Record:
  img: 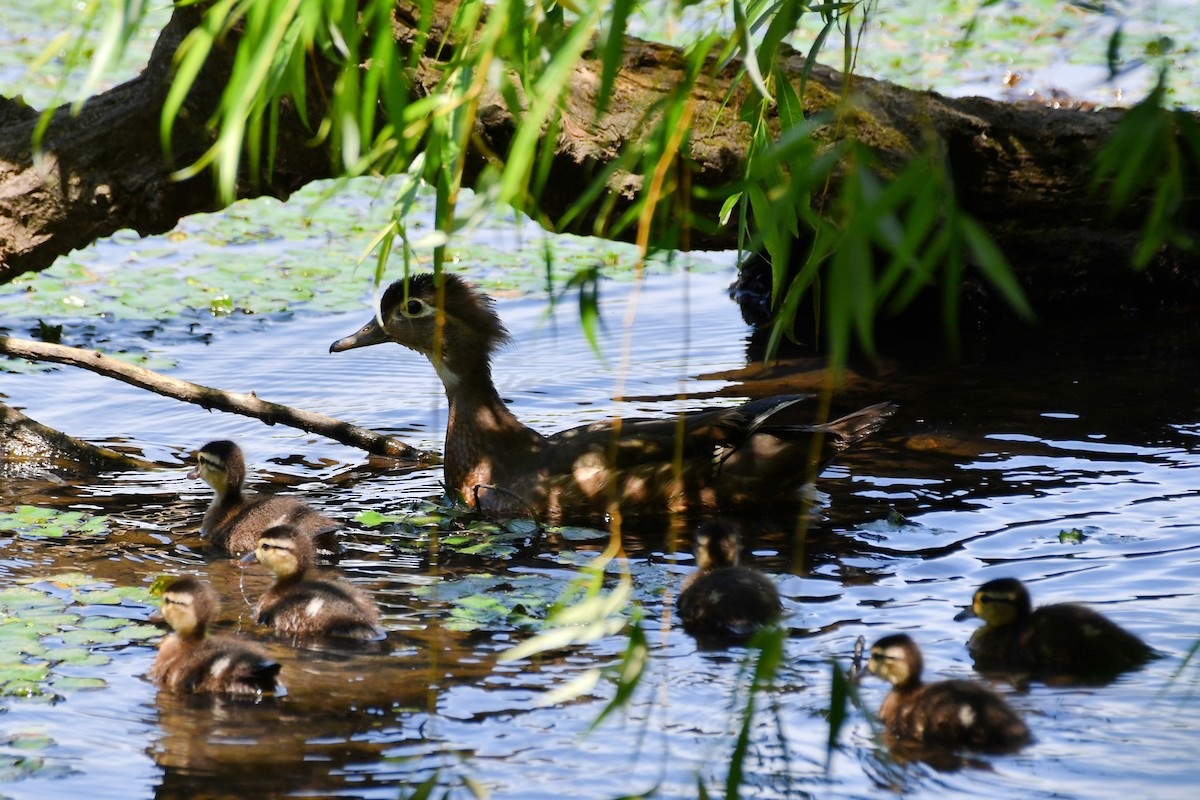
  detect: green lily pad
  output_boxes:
[59,628,126,647]
[1058,527,1086,544]
[0,752,77,781]
[50,676,108,692]
[0,586,63,611]
[122,624,165,641]
[414,573,560,632]
[0,507,110,539]
[0,621,53,644]
[75,615,129,630]
[1,732,55,750]
[0,573,157,702]
[0,662,51,685]
[46,647,110,667]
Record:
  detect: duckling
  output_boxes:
[240,524,384,640]
[864,633,1030,751]
[957,577,1154,680]
[677,520,783,646]
[149,575,282,695]
[189,440,340,557]
[329,273,897,525]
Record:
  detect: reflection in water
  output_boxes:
[2,269,1199,799]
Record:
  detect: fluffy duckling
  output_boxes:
[189,440,340,556]
[240,524,384,641]
[957,577,1154,680]
[150,575,282,695]
[329,273,896,525]
[677,520,783,647]
[865,634,1030,751]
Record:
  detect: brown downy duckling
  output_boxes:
[677,520,783,646]
[150,575,282,695]
[865,633,1030,751]
[240,524,384,641]
[189,440,340,557]
[957,577,1155,680]
[330,273,896,525]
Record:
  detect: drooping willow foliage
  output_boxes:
[40,0,1197,365]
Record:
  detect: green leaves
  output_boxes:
[0,506,109,539]
[0,574,157,701]
[751,147,1032,364]
[1092,74,1198,268]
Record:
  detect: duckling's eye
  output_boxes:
[403,299,425,317]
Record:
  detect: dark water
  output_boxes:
[2,261,1199,799]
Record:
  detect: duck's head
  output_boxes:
[240,524,313,579]
[867,633,924,689]
[693,519,743,572]
[154,576,219,638]
[329,273,512,388]
[188,440,245,495]
[959,577,1032,626]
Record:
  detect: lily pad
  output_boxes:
[413,573,561,632]
[46,647,110,668]
[50,676,108,692]
[0,507,109,539]
[0,573,156,701]
[0,752,77,782]
[1,732,55,750]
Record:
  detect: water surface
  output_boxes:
[3,246,1198,798]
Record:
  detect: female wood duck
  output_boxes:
[189,440,340,557]
[330,273,897,524]
[677,519,783,647]
[864,633,1030,751]
[240,524,384,641]
[957,577,1155,680]
[150,575,282,695]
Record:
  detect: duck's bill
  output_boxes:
[330,318,388,353]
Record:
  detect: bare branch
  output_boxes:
[0,336,432,460]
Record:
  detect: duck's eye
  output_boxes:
[403,299,425,317]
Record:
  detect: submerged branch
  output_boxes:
[0,336,432,460]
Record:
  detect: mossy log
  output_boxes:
[1,2,1197,310]
[0,400,154,477]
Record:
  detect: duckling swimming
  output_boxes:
[865,633,1030,751]
[150,575,282,695]
[189,440,340,556]
[240,524,383,641]
[957,577,1154,680]
[677,519,783,647]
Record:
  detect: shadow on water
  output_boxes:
[2,267,1200,799]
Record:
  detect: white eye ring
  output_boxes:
[400,298,435,318]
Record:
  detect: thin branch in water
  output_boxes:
[0,336,434,460]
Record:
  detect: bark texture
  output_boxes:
[2,2,1197,307]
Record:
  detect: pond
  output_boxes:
[1,180,1198,798]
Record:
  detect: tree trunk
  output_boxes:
[2,2,1197,307]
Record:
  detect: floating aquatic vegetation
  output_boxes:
[0,730,78,782]
[0,506,109,540]
[0,573,158,701]
[356,502,545,560]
